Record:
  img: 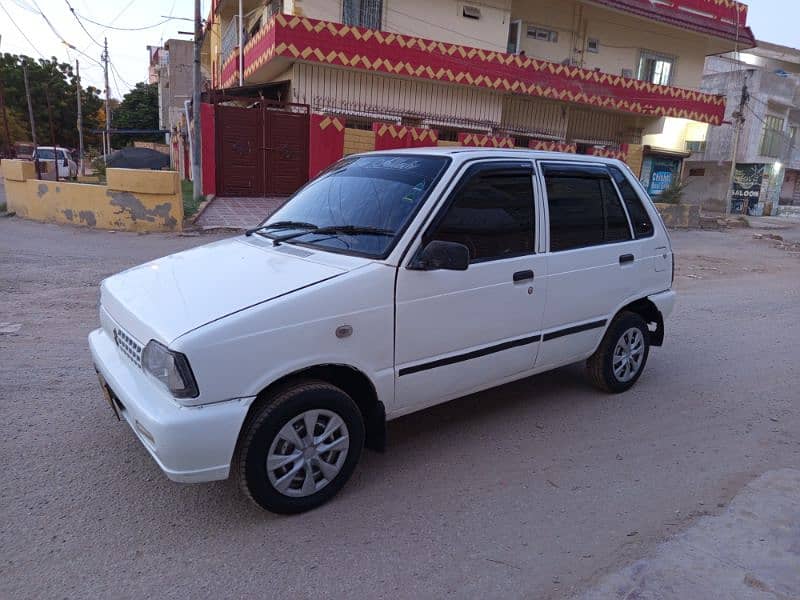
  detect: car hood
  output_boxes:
[101,237,355,344]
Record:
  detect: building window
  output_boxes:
[527,26,558,43]
[587,38,600,53]
[343,0,383,30]
[760,115,785,158]
[688,168,706,177]
[686,140,706,153]
[507,19,522,53]
[638,51,675,86]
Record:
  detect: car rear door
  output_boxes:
[535,161,639,371]
[394,160,547,413]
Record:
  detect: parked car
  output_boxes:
[33,146,78,179]
[89,148,675,513]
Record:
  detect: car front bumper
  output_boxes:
[89,327,254,483]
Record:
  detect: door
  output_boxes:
[395,161,547,412]
[535,162,639,370]
[217,105,264,197]
[264,108,309,196]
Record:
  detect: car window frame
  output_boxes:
[538,160,636,253]
[413,159,538,265]
[607,164,656,240]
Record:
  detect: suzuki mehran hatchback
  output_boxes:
[90,148,675,513]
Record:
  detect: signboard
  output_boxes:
[730,163,766,214]
[641,156,681,196]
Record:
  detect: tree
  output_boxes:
[111,82,160,147]
[0,52,104,150]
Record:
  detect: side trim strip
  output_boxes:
[398,335,542,376]
[542,319,607,342]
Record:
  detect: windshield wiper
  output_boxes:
[245,220,318,237]
[270,225,395,246]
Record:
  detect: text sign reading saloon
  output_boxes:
[730,163,765,214]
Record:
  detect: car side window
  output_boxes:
[428,165,535,262]
[543,163,632,252]
[608,166,654,238]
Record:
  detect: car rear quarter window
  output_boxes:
[543,163,633,252]
[608,166,655,238]
[431,165,535,262]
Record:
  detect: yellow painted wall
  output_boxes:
[343,128,376,155]
[1,161,183,232]
[626,144,644,177]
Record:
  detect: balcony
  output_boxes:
[220,14,726,125]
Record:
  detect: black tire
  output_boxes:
[587,311,650,393]
[234,380,365,514]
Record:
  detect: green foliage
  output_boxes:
[0,53,104,151]
[182,179,204,217]
[111,82,161,148]
[657,178,691,204]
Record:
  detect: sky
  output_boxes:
[0,0,797,100]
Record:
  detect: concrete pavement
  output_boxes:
[579,469,800,599]
[1,218,799,599]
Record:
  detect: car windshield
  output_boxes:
[257,154,449,257]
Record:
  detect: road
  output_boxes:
[1,217,799,599]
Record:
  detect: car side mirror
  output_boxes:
[409,240,470,271]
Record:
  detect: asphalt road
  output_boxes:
[2,218,799,599]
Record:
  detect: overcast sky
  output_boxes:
[0,0,797,99]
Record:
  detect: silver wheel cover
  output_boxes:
[612,327,645,383]
[267,409,350,498]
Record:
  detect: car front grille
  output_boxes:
[113,327,143,368]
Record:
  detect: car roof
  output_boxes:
[357,146,626,167]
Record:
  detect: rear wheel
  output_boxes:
[234,380,364,514]
[587,311,650,393]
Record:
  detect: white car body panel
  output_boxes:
[89,148,675,483]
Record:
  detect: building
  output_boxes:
[199,0,755,198]
[149,39,195,177]
[685,41,800,214]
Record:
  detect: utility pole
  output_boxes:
[76,59,85,176]
[238,0,244,86]
[102,37,111,160]
[0,74,11,157]
[192,0,202,202]
[726,76,749,215]
[45,88,59,183]
[22,64,40,179]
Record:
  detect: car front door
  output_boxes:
[394,161,547,413]
[534,161,639,371]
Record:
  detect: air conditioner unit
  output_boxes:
[462,5,481,19]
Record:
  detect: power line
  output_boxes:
[64,0,103,48]
[1,2,45,58]
[75,12,177,31]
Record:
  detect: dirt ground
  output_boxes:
[1,217,799,599]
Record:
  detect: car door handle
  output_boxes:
[513,269,534,282]
[619,254,635,265]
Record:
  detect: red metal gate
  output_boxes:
[216,101,309,197]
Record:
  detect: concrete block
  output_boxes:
[1,159,36,182]
[107,168,178,195]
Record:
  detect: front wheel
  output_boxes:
[234,380,365,514]
[587,311,650,393]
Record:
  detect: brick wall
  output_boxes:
[343,129,376,155]
[626,144,644,177]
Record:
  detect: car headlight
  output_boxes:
[142,340,199,398]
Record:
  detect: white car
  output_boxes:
[33,146,78,179]
[90,148,675,513]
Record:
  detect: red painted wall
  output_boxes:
[309,114,345,179]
